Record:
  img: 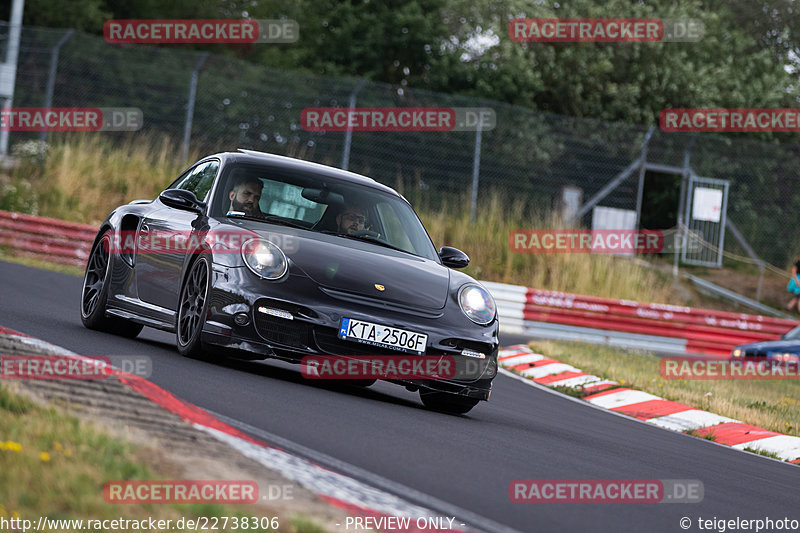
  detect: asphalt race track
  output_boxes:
[1,260,798,533]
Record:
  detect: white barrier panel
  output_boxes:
[483,279,689,354]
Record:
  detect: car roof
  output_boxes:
[208,149,402,198]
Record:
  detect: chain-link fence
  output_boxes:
[3,23,800,268]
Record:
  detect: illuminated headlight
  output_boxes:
[771,352,800,363]
[458,284,496,325]
[241,238,287,280]
[732,348,742,358]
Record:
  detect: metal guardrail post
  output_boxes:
[181,52,209,164]
[341,78,366,171]
[39,29,74,144]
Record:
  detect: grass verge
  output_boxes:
[0,384,323,532]
[0,250,83,277]
[743,447,783,460]
[527,341,800,438]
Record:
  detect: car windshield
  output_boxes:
[212,162,439,261]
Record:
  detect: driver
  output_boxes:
[336,205,366,235]
[228,176,264,217]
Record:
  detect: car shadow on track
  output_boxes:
[87,330,475,416]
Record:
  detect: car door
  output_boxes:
[135,160,219,311]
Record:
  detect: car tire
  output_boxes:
[80,231,143,338]
[176,255,212,359]
[419,390,480,415]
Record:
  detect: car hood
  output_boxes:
[228,221,451,310]
[738,339,800,353]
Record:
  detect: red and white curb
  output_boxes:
[0,327,477,533]
[498,345,800,464]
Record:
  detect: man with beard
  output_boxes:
[336,204,367,235]
[227,176,265,217]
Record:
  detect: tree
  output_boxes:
[429,0,799,125]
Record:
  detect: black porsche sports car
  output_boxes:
[80,149,499,413]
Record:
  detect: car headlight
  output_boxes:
[241,238,287,280]
[770,352,800,363]
[732,348,742,358]
[458,284,496,325]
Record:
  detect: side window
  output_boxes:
[171,161,219,202]
[261,179,325,223]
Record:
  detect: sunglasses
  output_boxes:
[342,213,366,224]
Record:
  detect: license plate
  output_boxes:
[338,318,427,354]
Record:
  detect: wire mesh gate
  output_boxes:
[681,175,729,267]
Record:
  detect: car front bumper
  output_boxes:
[201,265,499,400]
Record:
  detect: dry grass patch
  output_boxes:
[419,191,675,303]
[4,134,195,226]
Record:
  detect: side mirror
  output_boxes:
[439,246,469,268]
[159,189,205,213]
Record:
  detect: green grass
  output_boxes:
[548,383,591,399]
[527,341,800,437]
[684,429,717,442]
[0,384,305,531]
[743,447,783,461]
[0,249,84,277]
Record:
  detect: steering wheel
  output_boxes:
[349,229,381,239]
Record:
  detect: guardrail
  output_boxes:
[484,281,798,357]
[682,273,794,319]
[0,210,95,267]
[1,209,796,357]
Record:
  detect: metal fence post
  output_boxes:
[634,126,655,229]
[673,134,697,277]
[341,78,366,171]
[0,0,24,157]
[469,111,484,222]
[181,52,209,163]
[39,29,74,144]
